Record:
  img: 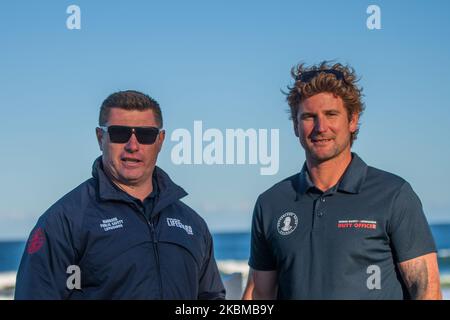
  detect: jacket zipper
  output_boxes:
[134,205,164,299]
[148,219,163,299]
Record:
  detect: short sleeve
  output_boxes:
[248,198,277,271]
[388,182,437,263]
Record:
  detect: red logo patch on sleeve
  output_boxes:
[27,227,46,254]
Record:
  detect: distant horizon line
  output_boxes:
[2,222,450,242]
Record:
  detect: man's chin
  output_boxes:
[311,155,335,163]
[117,173,145,186]
[308,149,339,163]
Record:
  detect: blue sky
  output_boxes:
[1,0,449,239]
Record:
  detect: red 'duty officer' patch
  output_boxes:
[27,227,45,254]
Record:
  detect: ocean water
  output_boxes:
[0,241,25,273]
[1,225,450,274]
[212,232,250,261]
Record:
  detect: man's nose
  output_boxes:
[124,132,139,152]
[314,116,328,133]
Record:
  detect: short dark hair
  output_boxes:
[286,61,365,144]
[99,90,163,128]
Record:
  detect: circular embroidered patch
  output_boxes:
[277,212,299,236]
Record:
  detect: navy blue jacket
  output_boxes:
[15,158,225,300]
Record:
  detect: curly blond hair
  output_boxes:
[286,61,365,144]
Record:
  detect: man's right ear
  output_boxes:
[95,128,104,151]
[293,119,299,138]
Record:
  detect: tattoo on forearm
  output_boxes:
[401,258,429,299]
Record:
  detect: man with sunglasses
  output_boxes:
[243,62,441,300]
[15,90,225,300]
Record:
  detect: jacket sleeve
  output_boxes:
[197,229,226,300]
[14,207,78,300]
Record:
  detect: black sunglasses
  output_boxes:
[296,69,348,84]
[99,125,161,145]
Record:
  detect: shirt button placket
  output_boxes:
[313,196,326,229]
[319,197,325,217]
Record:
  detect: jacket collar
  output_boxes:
[92,156,188,212]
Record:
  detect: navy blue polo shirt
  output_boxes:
[249,153,436,299]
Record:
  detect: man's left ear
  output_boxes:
[350,113,359,133]
[95,127,104,151]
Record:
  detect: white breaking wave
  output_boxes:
[0,272,16,289]
[438,249,450,258]
[0,272,16,300]
[217,260,249,277]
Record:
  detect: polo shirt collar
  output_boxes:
[298,163,315,195]
[337,153,368,194]
[298,152,368,195]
